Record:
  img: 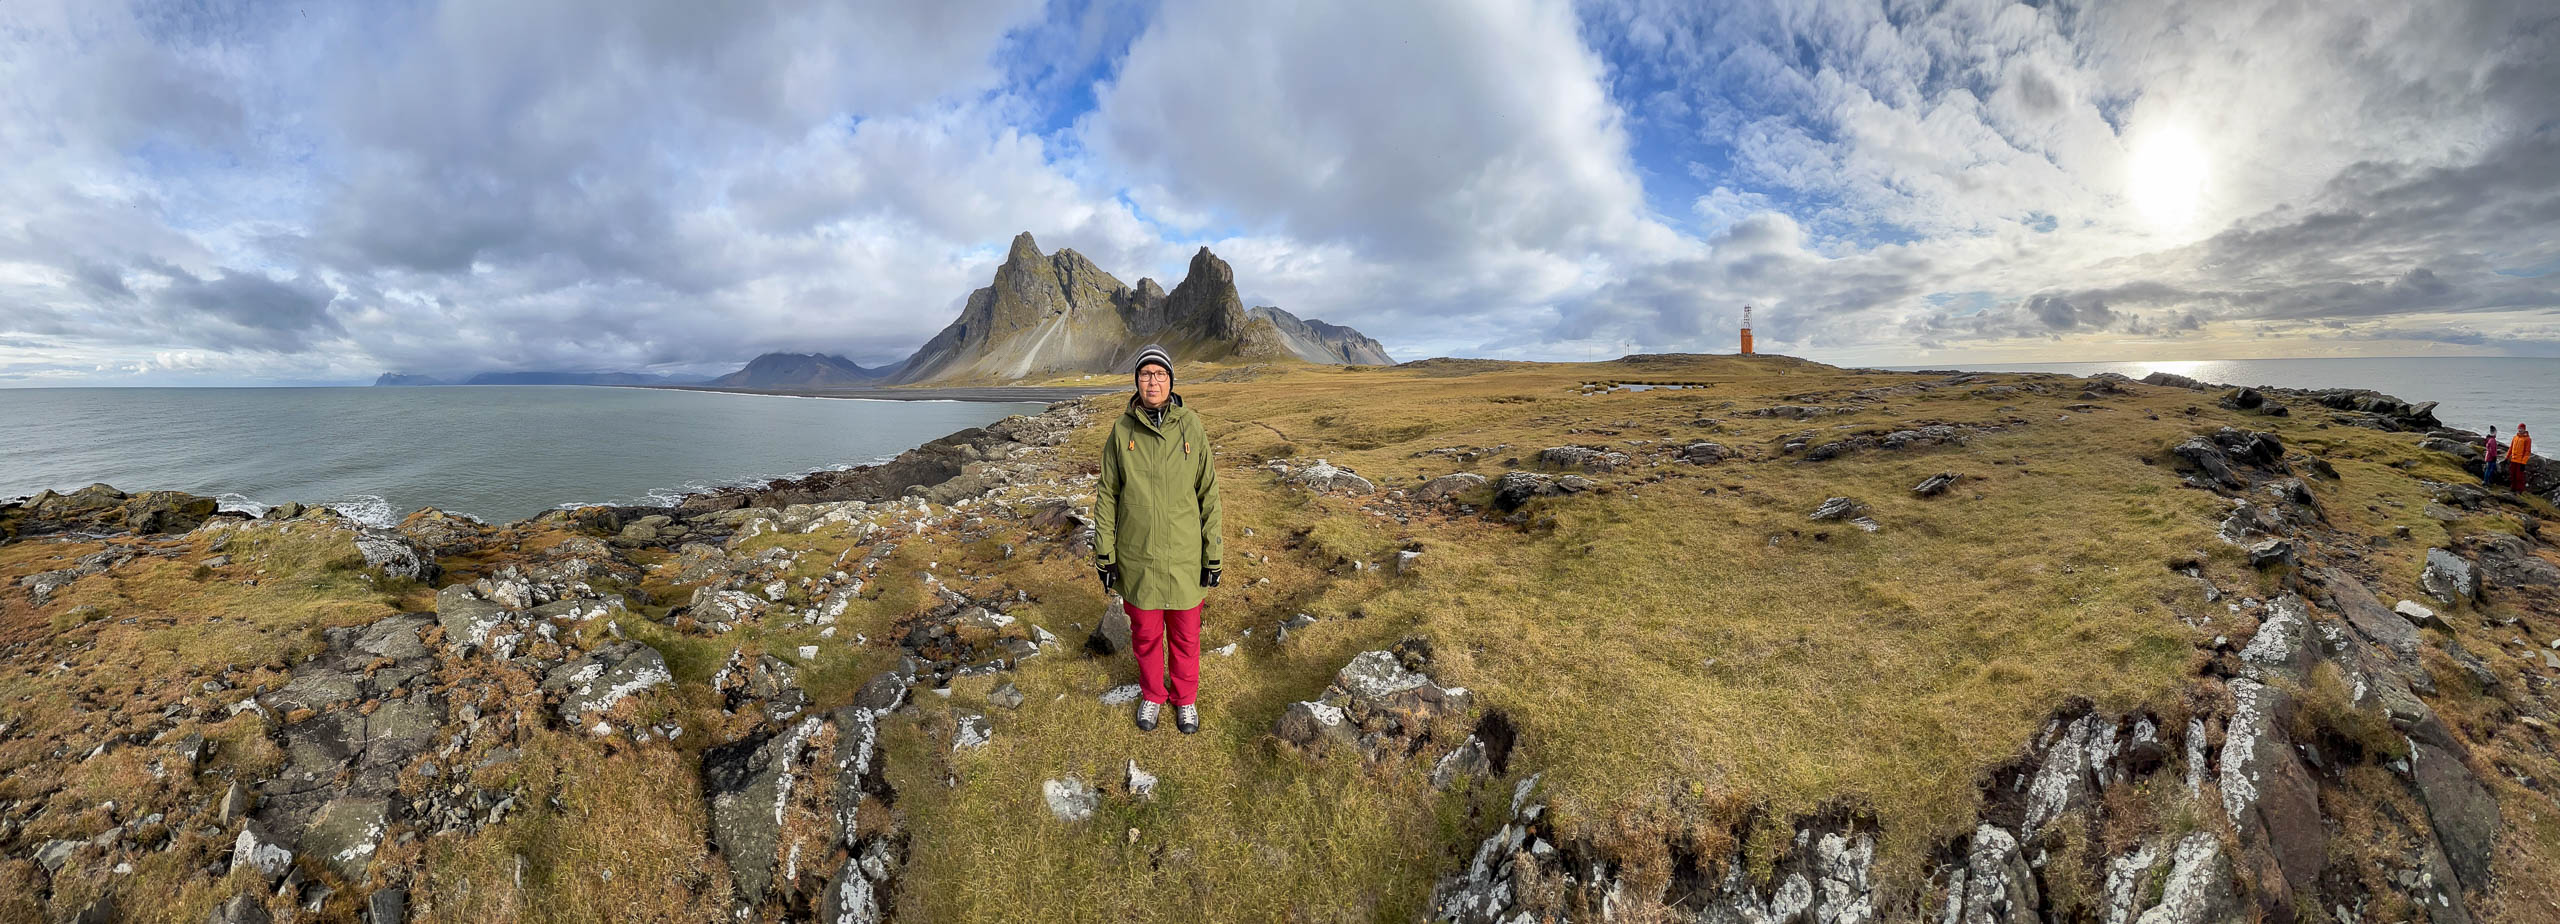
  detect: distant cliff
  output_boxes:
[708,353,900,389]
[1249,306,1394,365]
[373,371,710,387]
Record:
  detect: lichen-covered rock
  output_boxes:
[710,650,809,725]
[2421,547,2480,604]
[544,641,672,728]
[1043,776,1098,822]
[690,585,769,624]
[704,716,823,905]
[1274,700,1356,749]
[952,713,993,751]
[300,797,388,879]
[1278,647,1472,761]
[1954,824,2038,924]
[1491,471,1553,511]
[1335,650,1428,701]
[2246,537,2298,570]
[2235,595,2316,682]
[353,528,437,582]
[2218,679,2324,907]
[2131,833,2237,924]
[1913,472,1959,497]
[1809,496,1866,521]
[1536,445,1629,473]
[1679,441,1732,464]
[1269,458,1377,495]
[435,584,511,653]
[1415,472,1487,503]
[231,821,295,880]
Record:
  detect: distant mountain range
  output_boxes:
[372,371,712,387]
[376,231,1389,388]
[707,353,895,388]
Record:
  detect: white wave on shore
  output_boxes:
[213,493,270,517]
[212,492,402,528]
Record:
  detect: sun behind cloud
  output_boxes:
[2126,122,2210,233]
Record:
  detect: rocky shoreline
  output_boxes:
[637,383,1118,403]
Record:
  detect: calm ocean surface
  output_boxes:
[0,386,1046,525]
[1882,357,2558,441]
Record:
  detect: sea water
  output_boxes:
[0,386,1047,525]
[1882,356,2559,440]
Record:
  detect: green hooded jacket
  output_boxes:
[1095,392,1223,610]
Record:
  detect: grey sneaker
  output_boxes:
[1135,700,1161,732]
[1176,703,1200,734]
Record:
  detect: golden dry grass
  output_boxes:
[9,353,2555,923]
[867,355,2559,921]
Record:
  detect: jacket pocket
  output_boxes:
[1118,502,1161,564]
[1142,496,1194,565]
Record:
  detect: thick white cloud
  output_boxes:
[1080,0,1690,359]
[1557,0,2560,363]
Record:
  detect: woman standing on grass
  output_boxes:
[1094,344,1223,735]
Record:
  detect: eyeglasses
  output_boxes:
[1137,371,1171,381]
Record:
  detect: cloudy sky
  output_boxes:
[2,0,2554,385]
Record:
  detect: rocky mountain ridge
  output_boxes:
[377,233,1394,390]
[706,353,898,389]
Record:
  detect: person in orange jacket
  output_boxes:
[2509,423,2533,493]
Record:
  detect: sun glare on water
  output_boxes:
[2126,124,2208,232]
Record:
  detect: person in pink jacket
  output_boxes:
[2482,426,2503,486]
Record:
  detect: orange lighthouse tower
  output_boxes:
[1740,304,1755,355]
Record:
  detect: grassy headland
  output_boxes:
[3,353,2553,922]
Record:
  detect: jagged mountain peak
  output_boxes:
[880,232,1383,384]
[1004,231,1044,266]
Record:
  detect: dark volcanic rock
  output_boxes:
[1,483,219,540]
[1489,471,1590,512]
[704,717,821,905]
[684,400,1086,509]
[250,614,445,876]
[2170,427,2289,491]
[703,702,903,914]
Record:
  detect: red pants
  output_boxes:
[2515,456,2533,492]
[1126,600,1202,706]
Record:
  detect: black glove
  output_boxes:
[1097,563,1119,591]
[1200,564,1222,588]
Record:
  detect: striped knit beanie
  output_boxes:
[1132,344,1173,389]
